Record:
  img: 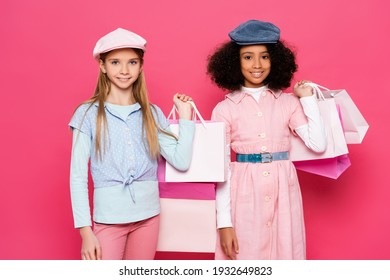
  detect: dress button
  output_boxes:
[261,146,267,151]
[261,92,267,97]
[262,171,270,177]
[267,221,272,227]
[265,196,271,202]
[257,112,263,117]
[259,133,266,139]
[127,141,132,145]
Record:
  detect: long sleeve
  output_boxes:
[215,144,233,228]
[159,119,195,171]
[69,129,92,228]
[211,104,233,229]
[294,95,327,153]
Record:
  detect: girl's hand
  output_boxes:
[80,226,102,260]
[173,93,193,120]
[219,227,239,260]
[293,80,313,98]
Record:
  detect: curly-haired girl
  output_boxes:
[207,20,327,260]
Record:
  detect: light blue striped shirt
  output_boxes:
[69,102,194,228]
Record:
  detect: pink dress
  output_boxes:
[212,88,308,260]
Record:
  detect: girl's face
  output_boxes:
[100,48,142,93]
[240,45,271,88]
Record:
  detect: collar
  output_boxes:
[225,86,283,104]
[93,101,141,109]
[93,101,142,118]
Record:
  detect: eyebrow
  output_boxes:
[107,57,140,61]
[241,51,270,55]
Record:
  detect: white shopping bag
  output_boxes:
[165,102,227,182]
[321,87,369,144]
[290,83,349,161]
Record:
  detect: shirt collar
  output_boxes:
[225,86,282,104]
[93,101,142,118]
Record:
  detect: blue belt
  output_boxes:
[236,152,289,163]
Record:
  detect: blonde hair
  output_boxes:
[77,48,174,160]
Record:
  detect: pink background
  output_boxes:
[0,0,389,260]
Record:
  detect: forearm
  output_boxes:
[216,144,232,228]
[159,119,195,171]
[70,130,92,228]
[295,95,327,153]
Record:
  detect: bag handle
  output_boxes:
[304,82,330,101]
[167,101,206,127]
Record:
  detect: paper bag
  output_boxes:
[157,181,216,253]
[290,85,349,161]
[315,85,369,144]
[293,154,351,179]
[158,173,216,200]
[164,102,227,182]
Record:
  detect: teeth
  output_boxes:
[252,72,262,78]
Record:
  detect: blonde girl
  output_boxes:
[69,28,194,260]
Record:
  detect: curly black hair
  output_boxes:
[207,41,298,92]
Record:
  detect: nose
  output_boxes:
[253,59,262,69]
[120,63,129,74]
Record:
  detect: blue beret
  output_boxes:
[229,20,280,45]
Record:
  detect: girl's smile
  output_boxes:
[250,71,265,78]
[100,48,142,93]
[117,77,131,82]
[240,44,271,88]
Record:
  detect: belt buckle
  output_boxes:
[261,152,272,163]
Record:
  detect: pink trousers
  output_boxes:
[93,215,160,260]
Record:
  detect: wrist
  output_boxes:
[177,107,192,120]
[218,227,233,231]
[79,226,93,237]
[299,93,313,98]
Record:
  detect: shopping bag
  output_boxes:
[157,198,216,252]
[293,154,351,179]
[164,102,227,182]
[290,84,349,161]
[310,84,369,144]
[158,163,216,199]
[157,182,216,253]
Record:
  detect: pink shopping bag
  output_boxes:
[293,154,351,179]
[157,172,216,252]
[157,197,216,252]
[158,159,216,199]
[164,102,227,182]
